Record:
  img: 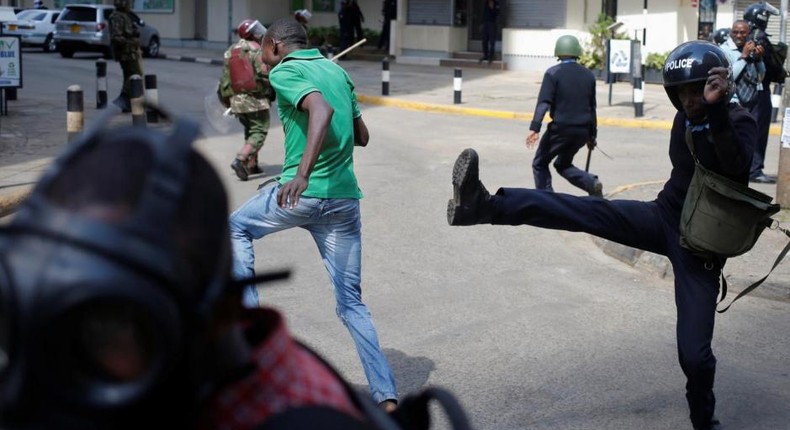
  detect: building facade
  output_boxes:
[1,0,784,71]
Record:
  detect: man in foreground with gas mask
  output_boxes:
[446,41,755,430]
[0,111,380,429]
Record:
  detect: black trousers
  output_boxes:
[489,189,720,429]
[532,123,597,194]
[747,89,773,177]
[378,17,391,50]
[481,22,496,61]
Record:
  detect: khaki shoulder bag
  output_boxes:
[680,129,790,312]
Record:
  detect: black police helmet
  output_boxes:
[709,27,730,45]
[743,1,779,31]
[663,40,731,111]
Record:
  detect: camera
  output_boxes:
[747,26,767,61]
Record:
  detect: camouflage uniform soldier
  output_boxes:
[219,19,272,181]
[109,0,142,113]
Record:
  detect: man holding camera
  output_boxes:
[721,19,774,184]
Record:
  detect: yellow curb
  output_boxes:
[605,180,666,198]
[356,94,533,121]
[357,94,783,135]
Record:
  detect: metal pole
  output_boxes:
[227,0,233,46]
[453,68,462,104]
[607,39,613,106]
[96,59,107,109]
[779,0,790,206]
[66,85,83,143]
[642,0,648,45]
[144,74,158,123]
[129,75,146,127]
[632,40,643,117]
[382,57,390,96]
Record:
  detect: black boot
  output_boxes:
[231,158,250,181]
[447,148,493,226]
[112,94,131,113]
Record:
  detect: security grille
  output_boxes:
[506,0,566,29]
[407,0,452,25]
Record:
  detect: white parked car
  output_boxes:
[2,9,61,52]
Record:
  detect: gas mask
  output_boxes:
[0,110,232,429]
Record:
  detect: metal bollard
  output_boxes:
[381,57,390,96]
[144,74,159,123]
[771,83,783,123]
[96,59,107,109]
[633,76,644,118]
[129,75,146,127]
[67,85,84,143]
[453,68,462,105]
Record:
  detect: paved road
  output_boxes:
[1,50,789,430]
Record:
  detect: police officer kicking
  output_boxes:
[447,41,753,430]
[526,35,602,197]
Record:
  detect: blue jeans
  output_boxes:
[229,184,398,403]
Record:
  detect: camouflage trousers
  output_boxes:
[238,110,270,152]
[119,57,143,98]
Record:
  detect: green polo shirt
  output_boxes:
[269,48,362,199]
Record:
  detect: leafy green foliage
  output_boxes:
[644,51,670,70]
[579,13,630,70]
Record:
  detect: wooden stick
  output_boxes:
[331,38,367,62]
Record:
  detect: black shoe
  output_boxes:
[589,178,603,198]
[231,158,249,181]
[447,148,492,226]
[112,95,131,113]
[694,417,723,430]
[248,164,264,175]
[749,173,776,184]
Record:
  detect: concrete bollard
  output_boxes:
[144,74,159,123]
[771,83,783,123]
[633,76,644,118]
[381,57,390,96]
[67,85,84,143]
[0,188,32,218]
[453,68,462,105]
[129,75,146,127]
[96,59,107,109]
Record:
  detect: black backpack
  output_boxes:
[763,39,790,83]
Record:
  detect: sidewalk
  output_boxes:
[2,44,788,304]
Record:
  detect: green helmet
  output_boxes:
[554,35,582,58]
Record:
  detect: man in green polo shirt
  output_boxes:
[228,17,398,411]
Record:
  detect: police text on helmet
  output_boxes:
[665,58,695,71]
